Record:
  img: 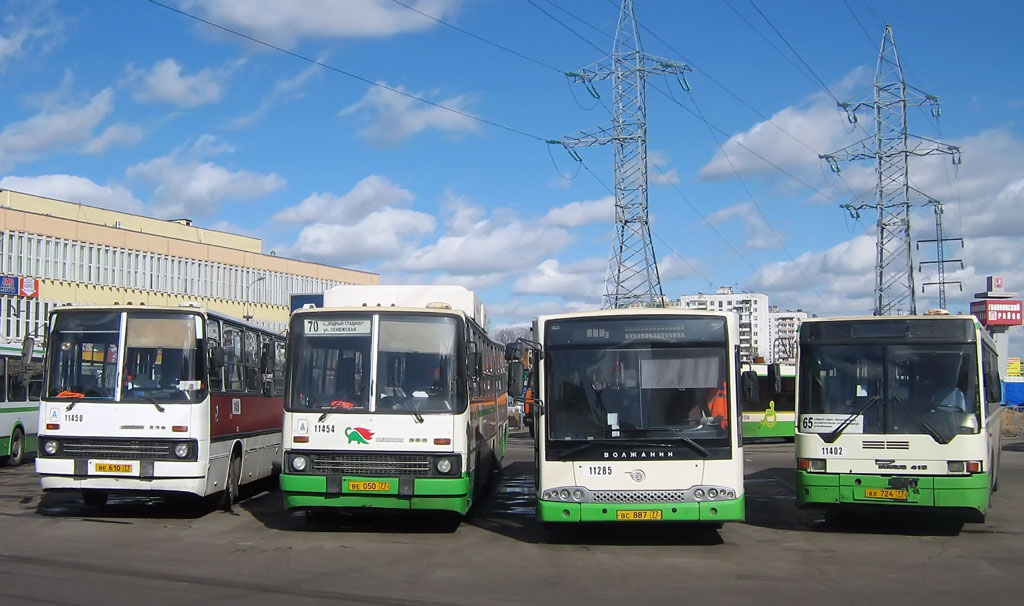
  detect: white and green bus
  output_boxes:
[508,309,758,526]
[280,285,508,516]
[795,314,1003,521]
[742,363,795,440]
[1,339,44,467]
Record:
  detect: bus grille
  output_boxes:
[310,453,432,476]
[862,440,910,450]
[590,490,690,504]
[59,439,176,460]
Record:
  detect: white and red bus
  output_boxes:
[35,304,286,507]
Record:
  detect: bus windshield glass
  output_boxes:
[800,343,980,440]
[544,316,730,443]
[46,310,206,403]
[287,314,464,414]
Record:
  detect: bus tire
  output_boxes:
[82,490,108,507]
[6,427,25,467]
[220,451,242,511]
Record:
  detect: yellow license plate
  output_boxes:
[347,481,391,492]
[864,488,908,500]
[616,509,663,521]
[95,463,134,474]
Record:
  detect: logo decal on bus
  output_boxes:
[346,427,374,444]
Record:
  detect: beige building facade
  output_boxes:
[0,189,378,341]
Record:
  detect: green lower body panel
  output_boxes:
[796,470,990,514]
[0,433,37,457]
[281,473,473,514]
[741,420,795,439]
[538,495,745,524]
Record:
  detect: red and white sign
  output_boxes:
[971,299,1023,327]
[18,277,38,298]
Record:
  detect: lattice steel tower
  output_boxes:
[561,0,689,308]
[821,25,961,316]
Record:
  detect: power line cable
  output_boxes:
[387,0,564,74]
[145,0,550,143]
[526,0,608,55]
[722,0,820,90]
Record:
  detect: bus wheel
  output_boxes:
[220,452,241,511]
[6,428,25,467]
[82,490,108,507]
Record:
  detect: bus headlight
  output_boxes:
[173,443,191,459]
[43,440,59,456]
[291,455,308,472]
[436,458,452,474]
[694,489,705,499]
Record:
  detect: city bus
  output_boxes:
[36,304,286,507]
[742,363,795,440]
[507,308,758,526]
[1,339,45,466]
[280,285,508,516]
[795,314,1003,521]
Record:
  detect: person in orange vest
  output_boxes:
[706,382,729,429]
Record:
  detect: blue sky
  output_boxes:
[1,0,1023,350]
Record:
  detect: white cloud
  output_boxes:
[0,5,62,71]
[542,196,614,227]
[179,0,459,47]
[124,58,230,108]
[273,175,415,225]
[707,201,781,250]
[0,174,144,213]
[340,83,481,146]
[82,123,145,154]
[126,135,285,218]
[658,252,705,281]
[388,202,570,275]
[227,60,322,129]
[281,207,436,264]
[0,87,114,170]
[698,67,870,182]
[649,150,680,185]
[512,258,605,301]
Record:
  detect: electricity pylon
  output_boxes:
[820,25,961,316]
[916,200,963,310]
[560,0,689,309]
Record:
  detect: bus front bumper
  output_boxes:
[796,470,990,513]
[537,495,745,523]
[281,473,472,514]
[36,458,209,495]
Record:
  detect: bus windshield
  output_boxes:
[544,316,731,444]
[46,310,206,403]
[799,343,980,440]
[287,313,465,414]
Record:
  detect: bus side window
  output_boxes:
[207,319,223,392]
[27,359,43,401]
[274,340,286,396]
[244,330,260,392]
[222,324,244,392]
[0,359,6,402]
[7,358,28,401]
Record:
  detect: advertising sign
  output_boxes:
[19,277,38,298]
[1009,357,1022,378]
[971,299,1023,327]
[0,275,17,295]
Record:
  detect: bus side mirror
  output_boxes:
[741,370,760,407]
[507,360,524,399]
[767,363,782,395]
[505,341,524,363]
[209,345,225,371]
[20,335,35,365]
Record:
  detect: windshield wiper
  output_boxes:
[892,394,949,444]
[822,395,881,444]
[628,427,710,458]
[146,395,165,413]
[65,397,85,412]
[553,438,633,460]
[397,398,424,424]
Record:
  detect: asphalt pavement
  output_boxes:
[1,434,1022,605]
